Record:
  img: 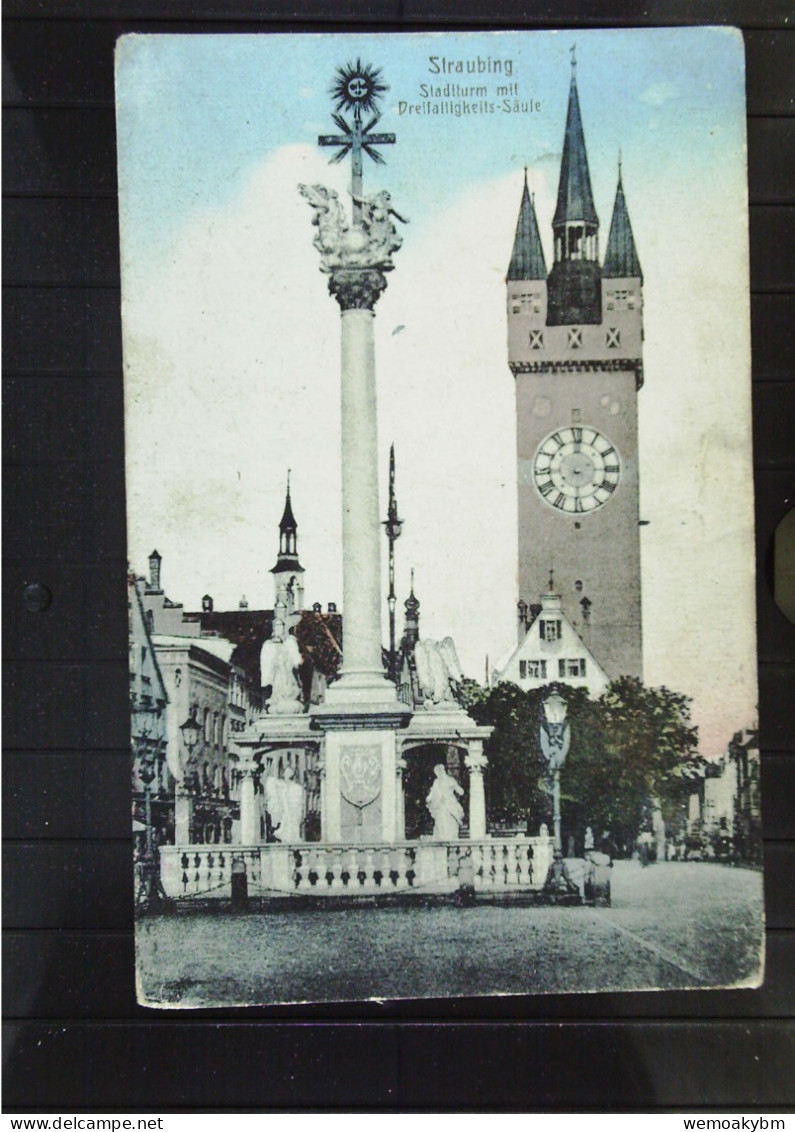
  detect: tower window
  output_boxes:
[610,289,628,310]
[568,327,582,349]
[530,330,544,350]
[606,328,620,348]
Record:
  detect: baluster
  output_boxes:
[406,847,416,888]
[330,849,344,891]
[306,847,319,889]
[346,847,358,889]
[361,848,374,890]
[386,847,399,889]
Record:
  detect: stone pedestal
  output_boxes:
[319,726,400,845]
[174,791,192,846]
[238,759,260,845]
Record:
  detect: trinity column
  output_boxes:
[301,62,410,845]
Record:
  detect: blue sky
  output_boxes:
[117,28,746,256]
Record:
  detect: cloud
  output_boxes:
[640,82,677,106]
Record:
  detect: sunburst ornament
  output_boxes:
[331,59,388,117]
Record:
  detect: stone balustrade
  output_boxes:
[160,836,554,900]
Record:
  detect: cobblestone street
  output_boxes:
[137,861,764,1006]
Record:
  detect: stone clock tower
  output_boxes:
[507,58,644,680]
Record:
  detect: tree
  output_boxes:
[465,676,699,851]
[568,677,699,852]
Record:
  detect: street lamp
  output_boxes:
[180,709,202,760]
[540,691,571,854]
[133,701,167,905]
[382,444,403,682]
[177,708,202,842]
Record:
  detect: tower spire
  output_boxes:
[507,169,547,281]
[547,56,601,325]
[552,55,598,231]
[603,159,642,281]
[271,471,304,578]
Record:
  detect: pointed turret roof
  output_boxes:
[602,166,642,280]
[507,172,547,281]
[278,472,297,533]
[552,62,598,229]
[271,474,304,575]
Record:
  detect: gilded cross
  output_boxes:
[319,61,396,226]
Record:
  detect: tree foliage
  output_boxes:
[465,676,699,850]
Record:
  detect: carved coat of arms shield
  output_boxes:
[340,746,382,808]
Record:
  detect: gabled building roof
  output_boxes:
[495,592,609,698]
[603,170,642,280]
[507,174,547,281]
[552,68,599,229]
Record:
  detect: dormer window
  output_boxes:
[539,619,561,642]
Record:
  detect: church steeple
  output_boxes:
[547,50,602,326]
[507,171,547,281]
[552,50,598,231]
[603,160,642,281]
[271,472,304,578]
[401,569,420,650]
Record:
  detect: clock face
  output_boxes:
[533,427,621,514]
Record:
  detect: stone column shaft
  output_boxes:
[465,746,488,841]
[337,307,384,687]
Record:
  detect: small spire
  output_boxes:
[271,470,304,575]
[405,568,420,616]
[548,567,555,592]
[603,162,642,280]
[570,44,577,74]
[507,172,547,281]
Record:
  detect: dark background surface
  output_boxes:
[3,1,794,1113]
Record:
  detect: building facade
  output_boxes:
[507,59,644,681]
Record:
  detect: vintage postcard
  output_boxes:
[117,27,763,1006]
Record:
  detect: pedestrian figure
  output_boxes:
[542,849,581,905]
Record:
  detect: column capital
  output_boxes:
[236,757,259,777]
[395,756,408,776]
[465,750,488,774]
[329,268,388,311]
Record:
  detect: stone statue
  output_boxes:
[425,764,464,840]
[265,765,304,844]
[299,183,407,273]
[413,637,463,708]
[585,825,595,851]
[260,635,303,715]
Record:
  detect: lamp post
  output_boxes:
[383,444,403,683]
[133,700,167,905]
[177,709,202,843]
[540,691,571,854]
